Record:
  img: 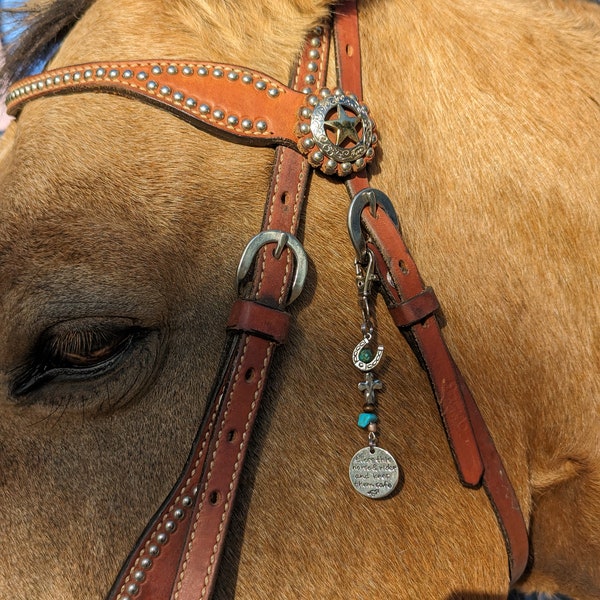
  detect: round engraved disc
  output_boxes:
[349,446,399,499]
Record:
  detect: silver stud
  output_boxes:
[122,70,133,79]
[126,583,139,596]
[302,138,315,150]
[199,104,210,114]
[255,120,267,132]
[307,61,318,72]
[63,74,71,83]
[227,115,239,126]
[307,95,319,106]
[95,68,105,78]
[159,85,171,96]
[173,508,185,520]
[167,65,178,75]
[156,532,168,544]
[213,109,224,120]
[136,71,148,81]
[24,84,31,93]
[299,123,310,135]
[300,107,312,119]
[212,68,223,78]
[324,159,338,174]
[348,92,358,101]
[37,81,45,89]
[185,98,198,108]
[108,69,119,79]
[310,150,324,164]
[241,118,253,130]
[255,80,267,91]
[54,75,61,85]
[146,81,158,91]
[372,133,378,144]
[198,67,208,76]
[241,74,253,84]
[354,157,366,170]
[164,520,177,532]
[314,26,324,35]
[133,570,146,582]
[310,37,321,47]
[308,49,320,60]
[366,148,375,158]
[140,557,152,569]
[182,496,193,507]
[173,91,184,102]
[340,162,353,175]
[227,71,239,81]
[333,87,344,96]
[304,74,315,85]
[148,545,160,557]
[46,77,54,86]
[320,88,331,98]
[301,87,313,95]
[182,66,193,76]
[151,65,162,75]
[267,88,280,98]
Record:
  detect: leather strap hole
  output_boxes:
[346,43,354,57]
[227,429,237,443]
[280,191,289,204]
[244,367,255,382]
[209,490,221,505]
[398,260,409,275]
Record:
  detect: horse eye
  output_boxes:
[13,323,145,396]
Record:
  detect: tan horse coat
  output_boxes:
[0,0,599,598]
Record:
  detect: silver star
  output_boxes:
[324,104,360,146]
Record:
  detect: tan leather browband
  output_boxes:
[6,2,529,597]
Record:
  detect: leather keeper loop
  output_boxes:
[226,299,291,344]
[388,287,440,328]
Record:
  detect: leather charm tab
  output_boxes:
[388,287,440,328]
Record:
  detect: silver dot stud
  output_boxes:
[310,37,321,47]
[95,68,106,78]
[126,583,139,596]
[185,98,198,109]
[268,88,280,98]
[159,85,171,96]
[140,557,152,569]
[122,70,133,79]
[151,65,162,75]
[241,118,253,130]
[156,532,168,544]
[227,115,239,126]
[182,66,193,76]
[182,496,193,507]
[302,138,316,150]
[136,71,148,81]
[173,508,185,520]
[173,91,184,102]
[300,107,312,119]
[213,109,224,120]
[148,545,160,557]
[108,69,119,79]
[133,570,146,582]
[301,87,313,95]
[167,65,178,75]
[164,520,177,532]
[227,71,239,81]
[308,49,320,60]
[242,74,253,84]
[299,123,310,135]
[255,80,267,91]
[199,103,210,114]
[255,120,268,132]
[146,81,158,91]
[304,74,315,85]
[198,67,208,76]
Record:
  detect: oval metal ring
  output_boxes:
[347,187,400,260]
[236,230,308,305]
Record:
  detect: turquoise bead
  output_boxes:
[357,412,378,429]
[358,347,374,363]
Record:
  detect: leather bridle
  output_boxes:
[5,2,530,598]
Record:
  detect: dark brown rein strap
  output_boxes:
[5,0,529,595]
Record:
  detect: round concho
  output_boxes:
[296,89,377,177]
[349,446,399,499]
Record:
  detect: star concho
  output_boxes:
[295,88,377,177]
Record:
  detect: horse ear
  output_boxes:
[0,0,96,87]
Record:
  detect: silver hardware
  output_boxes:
[227,71,239,81]
[241,119,253,130]
[213,68,223,77]
[236,231,308,305]
[255,120,268,132]
[347,188,399,261]
[227,115,239,126]
[151,65,162,75]
[349,446,399,499]
[167,65,178,75]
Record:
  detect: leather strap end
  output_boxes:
[388,287,440,328]
[226,299,290,344]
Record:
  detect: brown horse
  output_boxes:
[0,0,599,599]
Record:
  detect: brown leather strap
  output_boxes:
[105,22,329,600]
[334,0,528,584]
[6,61,305,143]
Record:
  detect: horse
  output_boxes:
[0,0,598,598]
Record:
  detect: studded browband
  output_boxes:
[5,1,529,597]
